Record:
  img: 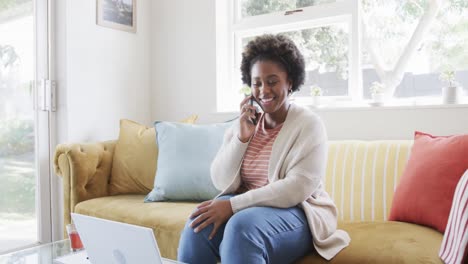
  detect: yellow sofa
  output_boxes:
[54,140,443,263]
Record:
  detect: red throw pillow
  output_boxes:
[389,131,468,233]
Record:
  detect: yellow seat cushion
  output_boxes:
[74,195,198,260]
[74,198,443,263]
[296,221,443,264]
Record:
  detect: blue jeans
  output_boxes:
[177,195,312,264]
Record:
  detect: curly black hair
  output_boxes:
[240,34,306,93]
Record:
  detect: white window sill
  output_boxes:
[294,97,468,112]
[214,97,468,114]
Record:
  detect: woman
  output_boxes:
[178,34,350,264]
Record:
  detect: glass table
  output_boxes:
[0,239,183,263]
[0,239,72,264]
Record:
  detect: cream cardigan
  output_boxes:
[210,104,350,260]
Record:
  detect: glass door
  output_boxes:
[0,0,52,253]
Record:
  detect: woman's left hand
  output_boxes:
[189,199,233,240]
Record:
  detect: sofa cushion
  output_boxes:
[145,121,233,202]
[297,221,443,264]
[74,195,198,260]
[325,140,413,222]
[109,120,157,195]
[109,116,198,195]
[389,132,468,233]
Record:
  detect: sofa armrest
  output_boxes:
[54,140,116,231]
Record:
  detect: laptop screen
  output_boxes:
[71,213,164,264]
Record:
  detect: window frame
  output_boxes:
[216,0,362,112]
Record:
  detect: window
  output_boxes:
[361,0,468,100]
[0,0,54,252]
[239,0,337,18]
[216,0,468,111]
[240,23,350,97]
[0,0,37,252]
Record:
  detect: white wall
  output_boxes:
[205,105,468,140]
[58,0,152,144]
[151,0,217,123]
[52,0,152,240]
[151,0,468,140]
[313,105,468,140]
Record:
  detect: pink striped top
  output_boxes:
[238,115,283,193]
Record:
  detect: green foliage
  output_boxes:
[0,0,15,11]
[0,119,34,157]
[362,0,426,67]
[241,0,336,17]
[422,0,468,71]
[310,84,323,96]
[0,172,36,214]
[297,0,335,8]
[450,0,468,11]
[0,154,36,214]
[400,1,428,22]
[239,85,252,96]
[0,119,35,214]
[282,26,348,80]
[0,6,35,215]
[242,0,293,17]
[362,0,468,72]
[302,27,348,79]
[369,81,384,94]
[439,69,459,87]
[0,0,30,12]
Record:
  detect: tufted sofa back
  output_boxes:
[55,139,415,236]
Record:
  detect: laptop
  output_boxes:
[67,213,182,264]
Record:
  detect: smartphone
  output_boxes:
[250,97,262,125]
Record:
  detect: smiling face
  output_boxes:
[251,60,291,119]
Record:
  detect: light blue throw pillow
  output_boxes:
[144,120,234,202]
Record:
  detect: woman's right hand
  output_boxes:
[238,96,257,143]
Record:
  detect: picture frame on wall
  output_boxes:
[96,0,136,33]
